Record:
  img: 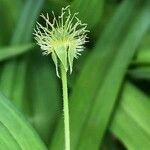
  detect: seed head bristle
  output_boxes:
[34,5,89,76]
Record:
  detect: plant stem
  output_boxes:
[61,64,70,150]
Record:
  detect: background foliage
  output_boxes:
[0,0,150,149]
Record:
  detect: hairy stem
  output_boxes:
[61,64,70,150]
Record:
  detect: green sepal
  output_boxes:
[68,45,76,74]
[51,51,60,77]
[55,45,68,72]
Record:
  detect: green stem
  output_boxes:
[61,64,70,150]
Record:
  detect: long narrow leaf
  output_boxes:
[0,44,34,61]
[25,51,60,144]
[78,1,150,149]
[71,0,105,29]
[111,82,150,149]
[0,93,47,150]
[0,0,44,103]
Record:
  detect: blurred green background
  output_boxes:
[0,0,150,149]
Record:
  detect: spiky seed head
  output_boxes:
[33,6,89,77]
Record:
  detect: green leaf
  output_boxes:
[134,33,150,64]
[0,93,47,150]
[129,66,150,80]
[11,57,29,109]
[0,44,34,61]
[0,0,60,144]
[25,51,60,144]
[0,122,21,150]
[0,0,22,45]
[0,0,44,102]
[111,82,150,149]
[77,1,150,149]
[71,0,105,29]
[135,46,150,64]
